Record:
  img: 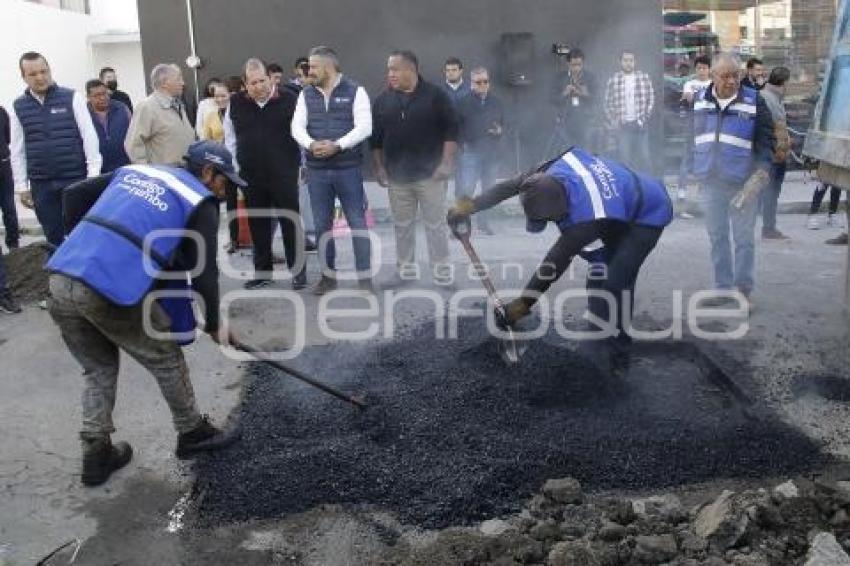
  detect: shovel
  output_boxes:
[231,338,367,410]
[450,217,522,365]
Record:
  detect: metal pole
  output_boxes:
[185,0,200,104]
[754,0,762,55]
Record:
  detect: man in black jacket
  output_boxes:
[456,66,503,235]
[224,58,307,290]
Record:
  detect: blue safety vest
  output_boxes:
[692,86,758,184]
[543,148,672,231]
[47,165,213,343]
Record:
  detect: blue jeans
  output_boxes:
[308,167,371,274]
[458,149,497,228]
[701,179,758,294]
[616,123,651,173]
[760,162,786,232]
[31,177,82,247]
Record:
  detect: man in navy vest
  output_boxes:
[86,79,131,173]
[10,52,102,247]
[448,146,673,342]
[45,141,245,486]
[291,46,373,294]
[691,53,774,309]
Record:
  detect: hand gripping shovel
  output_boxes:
[450,217,522,365]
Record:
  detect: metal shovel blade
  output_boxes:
[497,326,522,365]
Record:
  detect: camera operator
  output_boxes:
[552,48,597,149]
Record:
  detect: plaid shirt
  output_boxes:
[604,70,654,128]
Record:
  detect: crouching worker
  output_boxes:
[46,141,246,486]
[447,146,673,343]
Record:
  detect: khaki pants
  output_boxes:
[387,178,449,271]
[48,274,202,439]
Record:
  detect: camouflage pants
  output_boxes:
[48,274,203,439]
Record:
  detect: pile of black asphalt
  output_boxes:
[194,317,825,529]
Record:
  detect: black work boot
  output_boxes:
[175,416,240,460]
[81,437,133,487]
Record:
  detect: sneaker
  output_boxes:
[311,275,338,296]
[38,299,48,310]
[81,437,133,487]
[0,292,22,314]
[175,415,240,460]
[700,294,736,308]
[244,278,272,290]
[826,233,849,246]
[291,272,307,291]
[762,228,790,241]
[807,215,821,230]
[305,237,318,253]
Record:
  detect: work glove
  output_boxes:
[498,298,532,328]
[446,197,475,237]
[731,169,770,210]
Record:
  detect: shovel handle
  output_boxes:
[231,339,367,410]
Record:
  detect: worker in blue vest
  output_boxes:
[85,79,131,173]
[10,52,102,247]
[46,141,245,487]
[690,52,774,309]
[448,146,673,342]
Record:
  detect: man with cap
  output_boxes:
[447,146,673,342]
[46,140,245,487]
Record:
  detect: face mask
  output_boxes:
[106,80,118,91]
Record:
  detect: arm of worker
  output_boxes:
[335,86,372,150]
[9,107,28,192]
[522,224,605,303]
[73,91,103,176]
[62,173,114,233]
[184,200,221,333]
[124,102,152,164]
[222,104,240,173]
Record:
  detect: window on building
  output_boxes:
[24,0,90,14]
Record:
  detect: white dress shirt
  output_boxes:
[10,87,102,189]
[290,75,372,153]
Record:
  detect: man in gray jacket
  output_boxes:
[759,66,791,241]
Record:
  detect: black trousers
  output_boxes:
[224,184,239,245]
[243,178,304,279]
[0,160,20,247]
[810,184,842,215]
[586,223,663,335]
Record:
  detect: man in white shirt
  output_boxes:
[10,52,102,247]
[678,55,712,208]
[603,51,655,172]
[290,46,373,294]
